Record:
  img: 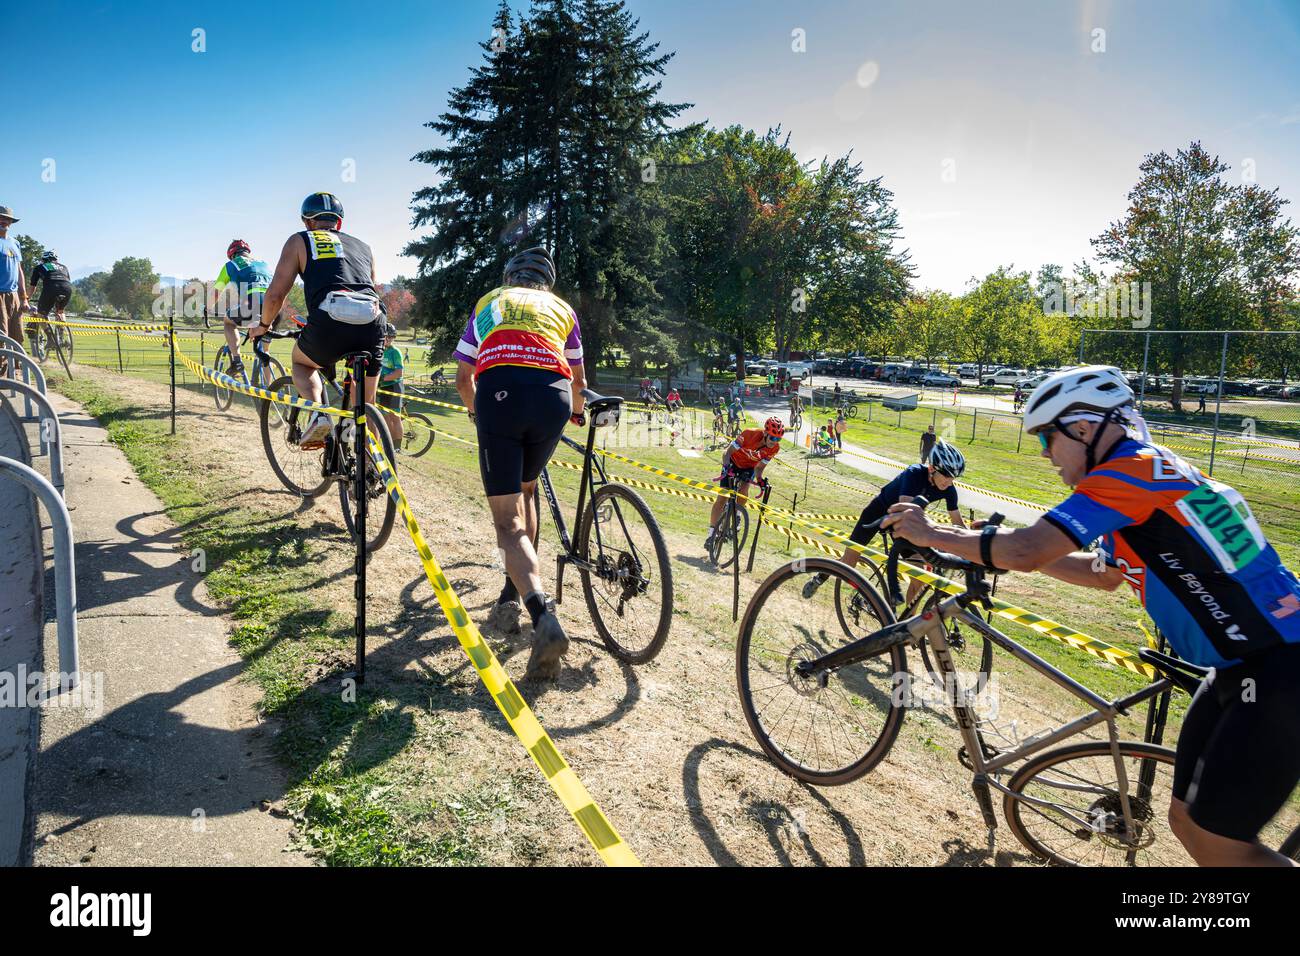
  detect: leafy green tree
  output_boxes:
[14,234,46,281]
[1092,141,1300,409]
[75,272,109,309]
[104,257,160,320]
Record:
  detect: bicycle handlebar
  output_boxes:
[880,496,1007,607]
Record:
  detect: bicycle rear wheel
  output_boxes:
[737,557,907,785]
[212,347,237,411]
[578,483,673,664]
[402,411,436,458]
[1004,740,1193,866]
[259,374,331,498]
[339,405,397,553]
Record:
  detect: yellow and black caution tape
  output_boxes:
[362,429,639,865]
[33,316,170,332]
[172,338,638,865]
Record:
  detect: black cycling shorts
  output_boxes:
[721,468,756,489]
[378,381,403,412]
[474,365,572,497]
[36,283,71,317]
[296,318,384,375]
[849,500,889,547]
[1172,642,1300,843]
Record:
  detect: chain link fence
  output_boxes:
[1078,329,1300,478]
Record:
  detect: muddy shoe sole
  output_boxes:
[525,614,570,680]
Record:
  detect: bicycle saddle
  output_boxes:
[1137,648,1208,696]
[580,388,623,427]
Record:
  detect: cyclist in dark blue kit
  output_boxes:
[801,440,973,598]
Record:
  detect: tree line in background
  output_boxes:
[406,2,1300,406]
[406,0,913,380]
[5,236,418,328]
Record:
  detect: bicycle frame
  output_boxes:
[536,426,622,602]
[802,588,1175,841]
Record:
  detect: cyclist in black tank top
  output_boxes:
[253,193,385,447]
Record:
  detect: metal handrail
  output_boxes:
[0,350,48,451]
[0,456,79,688]
[0,382,64,493]
[0,333,35,419]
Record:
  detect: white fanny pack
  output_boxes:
[320,290,381,325]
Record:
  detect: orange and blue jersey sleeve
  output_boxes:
[1044,444,1196,547]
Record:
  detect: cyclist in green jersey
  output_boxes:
[378,322,404,446]
[209,239,274,374]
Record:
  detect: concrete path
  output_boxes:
[27,389,309,866]
[0,398,43,866]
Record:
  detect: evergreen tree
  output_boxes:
[406,0,689,373]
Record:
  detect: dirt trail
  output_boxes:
[66,366,1174,866]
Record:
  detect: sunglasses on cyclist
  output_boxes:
[1036,425,1059,452]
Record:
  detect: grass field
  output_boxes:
[34,323,1300,863]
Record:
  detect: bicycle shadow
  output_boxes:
[681,737,867,867]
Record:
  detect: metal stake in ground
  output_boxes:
[745,481,772,573]
[353,354,368,684]
[168,316,177,435]
[115,328,124,374]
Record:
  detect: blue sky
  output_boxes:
[3,0,1298,293]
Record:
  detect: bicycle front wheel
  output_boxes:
[212,348,237,411]
[1004,740,1193,866]
[338,405,398,553]
[847,404,858,418]
[402,411,436,458]
[737,557,907,785]
[577,483,673,664]
[58,326,74,364]
[29,328,48,362]
[259,374,331,498]
[712,501,749,570]
[256,357,290,426]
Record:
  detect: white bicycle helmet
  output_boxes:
[1022,365,1134,434]
[1023,365,1141,472]
[927,439,966,478]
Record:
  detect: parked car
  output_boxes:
[880,363,907,382]
[923,370,960,387]
[1278,386,1300,399]
[981,368,1027,387]
[1222,380,1257,396]
[1016,372,1050,390]
[956,363,980,379]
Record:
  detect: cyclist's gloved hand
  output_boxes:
[570,412,586,427]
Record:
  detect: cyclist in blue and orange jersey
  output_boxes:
[884,366,1300,867]
[454,246,585,680]
[209,239,275,375]
[705,416,784,550]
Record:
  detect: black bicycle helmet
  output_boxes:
[301,192,344,224]
[503,246,556,288]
